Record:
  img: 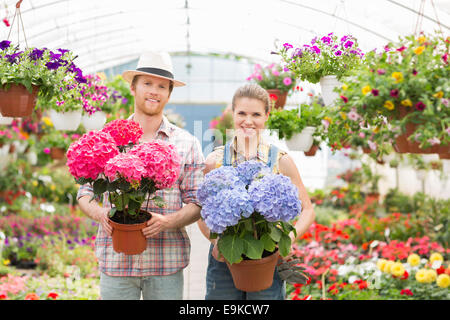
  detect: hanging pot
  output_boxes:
[319,75,342,107]
[304,144,319,157]
[81,111,107,131]
[0,84,39,117]
[108,211,151,255]
[226,250,280,292]
[285,127,316,152]
[0,114,13,125]
[49,109,82,131]
[266,89,288,110]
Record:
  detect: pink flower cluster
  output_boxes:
[102,119,143,146]
[129,140,181,189]
[66,130,119,180]
[104,153,147,184]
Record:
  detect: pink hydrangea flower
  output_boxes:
[129,140,181,189]
[104,153,147,184]
[66,130,119,180]
[101,119,143,146]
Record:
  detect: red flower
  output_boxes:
[269,94,278,101]
[340,95,348,103]
[396,46,407,52]
[300,295,312,300]
[401,270,409,280]
[436,266,446,275]
[400,289,413,296]
[47,292,59,300]
[0,293,8,300]
[2,18,9,27]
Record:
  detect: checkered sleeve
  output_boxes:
[179,136,205,206]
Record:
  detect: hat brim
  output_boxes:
[122,70,186,87]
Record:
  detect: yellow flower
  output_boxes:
[433,91,444,99]
[429,252,444,263]
[391,72,403,83]
[383,100,395,110]
[415,268,428,283]
[42,117,53,127]
[425,269,437,283]
[32,180,38,187]
[377,259,387,271]
[344,123,350,130]
[342,84,348,91]
[390,262,405,277]
[339,112,347,120]
[418,36,426,44]
[362,85,371,95]
[323,116,333,124]
[2,259,10,266]
[407,253,420,267]
[401,99,413,107]
[413,46,425,55]
[372,126,380,133]
[436,274,450,288]
[50,185,56,191]
[384,260,395,273]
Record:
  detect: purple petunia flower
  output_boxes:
[311,46,320,55]
[372,89,379,96]
[415,101,426,111]
[283,43,293,50]
[5,52,22,64]
[334,50,342,56]
[0,40,11,50]
[46,61,61,70]
[390,89,399,98]
[29,48,45,61]
[344,41,354,49]
[321,36,331,45]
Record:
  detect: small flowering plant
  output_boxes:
[279,33,365,84]
[66,119,181,223]
[247,63,296,93]
[0,40,86,104]
[197,161,302,264]
[338,32,450,151]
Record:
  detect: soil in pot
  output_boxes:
[109,209,151,225]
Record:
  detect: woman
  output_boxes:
[198,83,315,300]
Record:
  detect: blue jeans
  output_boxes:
[100,270,183,300]
[205,244,286,300]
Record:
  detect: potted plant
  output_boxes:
[38,130,72,160]
[266,102,325,151]
[80,74,110,131]
[338,32,449,156]
[197,161,301,292]
[247,63,296,109]
[66,119,181,255]
[0,40,85,117]
[209,108,234,147]
[278,34,365,106]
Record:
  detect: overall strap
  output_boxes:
[267,144,279,170]
[222,141,233,167]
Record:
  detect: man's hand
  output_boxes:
[98,207,112,236]
[212,241,225,262]
[277,257,310,285]
[142,212,170,238]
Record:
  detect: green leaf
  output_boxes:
[268,223,282,242]
[109,207,117,218]
[278,233,291,257]
[151,195,166,208]
[93,179,108,195]
[218,234,244,264]
[242,234,264,260]
[260,233,276,252]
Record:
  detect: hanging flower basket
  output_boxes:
[266,89,288,110]
[285,126,316,151]
[81,111,107,131]
[49,109,82,131]
[0,84,39,117]
[319,75,342,107]
[226,250,280,292]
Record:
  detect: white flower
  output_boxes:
[348,275,358,284]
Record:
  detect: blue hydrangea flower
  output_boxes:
[201,186,254,234]
[197,166,244,204]
[235,160,270,185]
[248,174,302,222]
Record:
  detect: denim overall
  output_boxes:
[205,141,286,300]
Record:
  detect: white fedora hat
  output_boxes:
[122,51,185,87]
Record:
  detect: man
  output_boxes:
[77,51,205,300]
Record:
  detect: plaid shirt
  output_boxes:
[77,115,205,276]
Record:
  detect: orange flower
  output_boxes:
[25,293,40,300]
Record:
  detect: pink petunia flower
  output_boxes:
[283,77,292,86]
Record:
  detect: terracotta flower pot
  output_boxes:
[266,89,287,110]
[226,250,279,292]
[50,147,66,160]
[362,147,371,154]
[0,84,39,117]
[304,144,319,156]
[108,216,150,255]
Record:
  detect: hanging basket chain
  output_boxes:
[6,0,29,49]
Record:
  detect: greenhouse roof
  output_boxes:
[1,0,449,73]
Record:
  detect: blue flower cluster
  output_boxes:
[197,160,302,234]
[248,174,302,222]
[235,160,270,185]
